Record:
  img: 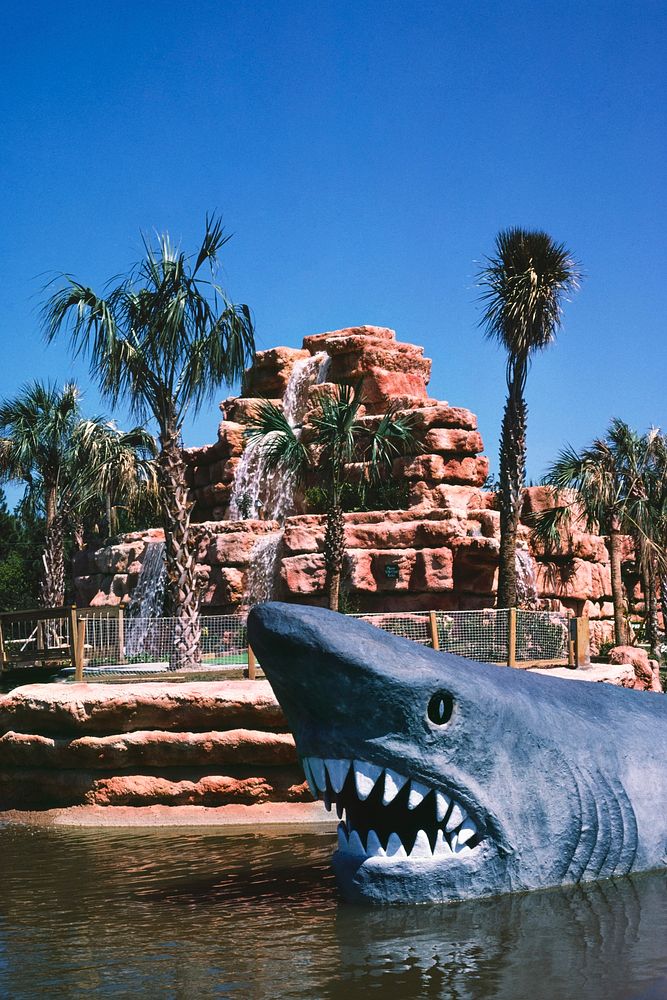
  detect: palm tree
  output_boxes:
[534,420,659,648]
[641,430,667,653]
[477,228,580,609]
[0,381,154,606]
[43,216,255,668]
[245,382,418,610]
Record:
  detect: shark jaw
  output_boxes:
[301,754,505,903]
[303,756,483,860]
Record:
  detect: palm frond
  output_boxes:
[43,217,255,436]
[367,407,420,480]
[244,400,309,479]
[477,227,581,362]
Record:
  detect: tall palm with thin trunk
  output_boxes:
[0,381,154,606]
[649,433,667,640]
[477,228,580,609]
[43,217,255,667]
[245,382,417,610]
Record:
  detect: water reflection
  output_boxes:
[0,825,665,999]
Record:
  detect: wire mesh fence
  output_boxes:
[515,609,570,664]
[78,608,568,671]
[80,614,249,670]
[351,612,432,646]
[435,610,510,662]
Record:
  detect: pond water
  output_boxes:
[1,825,666,999]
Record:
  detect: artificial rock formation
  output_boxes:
[74,325,640,653]
[0,681,310,810]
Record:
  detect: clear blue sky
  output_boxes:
[1,1,665,508]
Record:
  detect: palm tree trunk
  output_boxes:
[609,521,630,646]
[324,499,345,612]
[642,554,659,657]
[158,424,201,670]
[39,486,65,608]
[497,379,527,609]
[40,513,65,607]
[660,574,667,641]
[72,520,85,551]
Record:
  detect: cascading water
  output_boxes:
[125,540,167,657]
[230,351,331,604]
[229,351,330,522]
[515,546,540,610]
[245,533,283,605]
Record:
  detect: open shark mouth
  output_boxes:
[303,757,484,861]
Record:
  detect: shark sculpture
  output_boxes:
[248,602,667,904]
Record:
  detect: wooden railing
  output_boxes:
[0,606,83,680]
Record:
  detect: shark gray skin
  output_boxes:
[248,602,667,905]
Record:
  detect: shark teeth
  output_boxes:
[382,768,408,805]
[302,756,482,862]
[325,759,350,794]
[408,780,431,810]
[354,760,383,801]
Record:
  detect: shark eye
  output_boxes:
[427,691,454,726]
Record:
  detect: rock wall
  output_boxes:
[73,324,638,653]
[0,681,311,809]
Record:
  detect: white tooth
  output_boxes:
[326,759,350,794]
[308,757,326,792]
[435,791,450,823]
[453,836,472,855]
[450,832,458,852]
[457,819,477,845]
[408,780,430,810]
[409,830,433,858]
[347,829,365,856]
[445,802,468,833]
[353,761,383,801]
[434,829,452,856]
[337,823,348,850]
[302,759,317,797]
[366,829,384,856]
[382,768,408,805]
[385,832,407,858]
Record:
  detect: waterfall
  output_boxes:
[125,541,167,657]
[515,547,540,609]
[245,533,283,605]
[229,351,330,522]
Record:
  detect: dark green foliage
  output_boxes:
[304,479,410,514]
[0,489,43,610]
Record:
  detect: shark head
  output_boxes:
[248,602,667,904]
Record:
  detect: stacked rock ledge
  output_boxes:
[0,682,316,811]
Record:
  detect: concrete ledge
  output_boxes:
[0,800,334,828]
[530,663,635,685]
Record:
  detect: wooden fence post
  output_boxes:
[76,616,86,680]
[574,617,590,668]
[0,619,6,673]
[567,612,576,668]
[117,608,125,663]
[429,611,440,651]
[247,644,257,680]
[69,606,84,682]
[507,607,517,668]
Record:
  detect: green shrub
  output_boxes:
[304,479,410,514]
